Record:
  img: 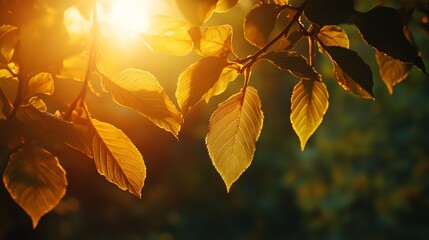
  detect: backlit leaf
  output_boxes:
[199,25,233,57]
[176,0,218,26]
[206,87,264,192]
[28,97,48,111]
[291,80,329,150]
[91,119,146,198]
[143,16,193,56]
[375,51,412,95]
[273,0,288,5]
[325,46,374,99]
[59,51,89,81]
[0,25,19,64]
[215,0,239,12]
[0,74,18,102]
[26,72,54,98]
[176,56,239,115]
[305,0,354,26]
[352,6,426,72]
[244,3,284,48]
[263,51,320,80]
[317,25,349,48]
[102,69,182,137]
[3,146,67,228]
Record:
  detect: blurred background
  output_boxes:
[1,0,429,239]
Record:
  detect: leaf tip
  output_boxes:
[31,217,41,229]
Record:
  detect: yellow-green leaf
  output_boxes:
[28,96,48,111]
[102,69,182,137]
[317,25,349,48]
[176,0,218,26]
[143,16,193,56]
[91,119,146,198]
[291,80,329,150]
[199,24,233,57]
[59,51,89,81]
[206,87,264,192]
[0,25,19,64]
[26,72,54,98]
[215,0,239,12]
[244,4,284,48]
[3,146,67,228]
[176,56,239,115]
[375,51,411,95]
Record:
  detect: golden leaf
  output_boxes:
[291,80,329,150]
[176,0,218,26]
[375,51,411,95]
[317,25,349,48]
[206,87,264,192]
[59,51,89,81]
[215,0,239,13]
[102,69,182,137]
[3,146,67,228]
[26,72,54,98]
[199,24,233,57]
[0,75,18,102]
[91,119,146,198]
[28,96,48,111]
[0,25,19,64]
[176,56,239,115]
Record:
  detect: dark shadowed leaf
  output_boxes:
[352,6,426,72]
[176,56,239,115]
[3,145,67,228]
[263,51,320,80]
[206,87,264,192]
[325,46,374,98]
[375,51,412,95]
[304,0,354,26]
[244,3,284,48]
[175,0,218,26]
[91,119,146,198]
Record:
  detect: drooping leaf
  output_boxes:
[199,24,233,57]
[59,51,89,81]
[143,15,193,56]
[28,96,48,111]
[317,25,349,48]
[352,6,426,72]
[206,87,263,192]
[26,72,54,98]
[244,3,284,48]
[375,51,412,95]
[90,119,146,198]
[3,145,67,228]
[0,25,19,64]
[325,46,374,98]
[175,0,218,26]
[215,0,239,12]
[102,69,182,137]
[291,80,329,150]
[176,56,239,115]
[304,0,354,26]
[263,51,320,80]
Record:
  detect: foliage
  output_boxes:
[0,0,428,228]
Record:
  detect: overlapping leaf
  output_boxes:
[102,69,182,137]
[176,0,218,26]
[375,51,412,95]
[206,87,263,192]
[3,146,67,228]
[291,80,329,150]
[143,15,193,56]
[90,119,146,198]
[263,51,320,80]
[176,56,239,115]
[199,25,233,57]
[305,0,354,26]
[215,0,239,12]
[26,72,54,98]
[317,25,349,49]
[244,3,284,48]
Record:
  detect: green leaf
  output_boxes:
[176,56,239,115]
[304,0,354,26]
[206,87,264,192]
[291,80,329,150]
[176,0,218,26]
[352,6,426,72]
[215,0,239,12]
[317,25,349,48]
[26,72,54,98]
[102,69,182,137]
[143,15,193,56]
[375,51,412,95]
[325,46,374,99]
[90,119,146,198]
[199,24,233,57]
[244,3,284,48]
[263,51,320,80]
[3,145,67,228]
[0,25,19,64]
